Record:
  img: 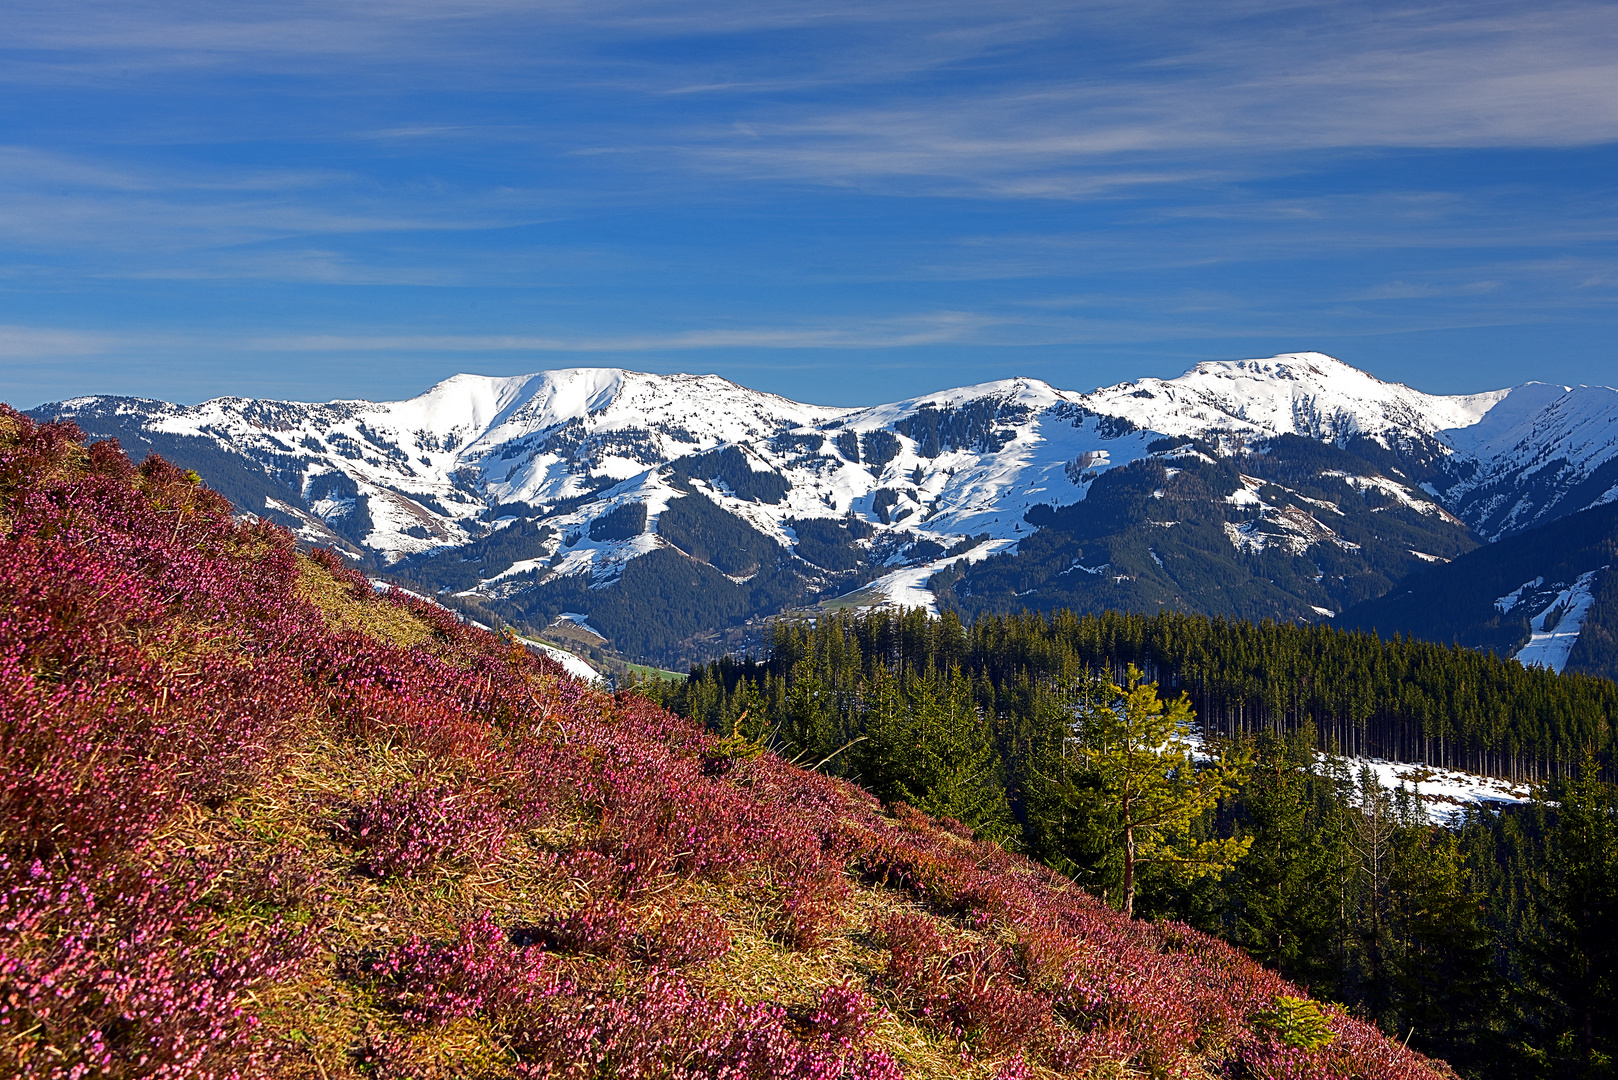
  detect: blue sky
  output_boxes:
[3,0,1617,408]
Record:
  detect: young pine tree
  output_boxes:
[1047,665,1251,918]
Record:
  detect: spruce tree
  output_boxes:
[1390,825,1502,1071]
[1529,761,1618,1078]
[1227,728,1348,993]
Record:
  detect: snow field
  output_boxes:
[1513,569,1605,674]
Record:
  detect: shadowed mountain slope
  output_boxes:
[1339,502,1618,681]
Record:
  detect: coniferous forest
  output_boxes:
[637,608,1618,1080]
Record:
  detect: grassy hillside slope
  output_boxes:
[0,407,1449,1079]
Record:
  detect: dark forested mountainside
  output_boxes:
[940,434,1479,627]
[671,607,1616,781]
[1339,501,1618,681]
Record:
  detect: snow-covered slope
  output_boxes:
[33,353,1618,657]
[1437,383,1618,539]
[1078,353,1508,446]
[525,638,603,683]
[1339,498,1618,682]
[1337,753,1532,826]
[41,352,1556,564]
[1072,353,1618,541]
[1510,568,1605,673]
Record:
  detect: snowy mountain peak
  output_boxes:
[1439,381,1618,538]
[1078,351,1510,445]
[840,376,1073,431]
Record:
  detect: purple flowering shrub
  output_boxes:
[503,967,907,1080]
[344,778,508,880]
[871,912,1050,1055]
[0,408,1454,1080]
[638,903,732,968]
[368,912,559,1024]
[0,853,309,1078]
[798,981,882,1051]
[533,895,638,958]
[367,913,899,1079]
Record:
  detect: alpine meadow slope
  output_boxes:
[27,353,1618,665]
[0,406,1455,1079]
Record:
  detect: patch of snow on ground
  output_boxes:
[524,638,602,682]
[1319,470,1453,518]
[1496,576,1544,613]
[1334,754,1533,826]
[1187,729,1532,825]
[1224,476,1265,507]
[556,612,608,639]
[475,556,549,587]
[833,538,1016,616]
[1311,605,1336,617]
[369,578,493,630]
[1514,569,1604,673]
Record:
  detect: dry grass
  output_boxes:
[165,726,534,1079]
[177,728,1031,1077]
[225,782,1020,1077]
[294,554,439,649]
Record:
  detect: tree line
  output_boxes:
[672,607,1615,779]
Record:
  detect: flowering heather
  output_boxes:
[637,904,732,969]
[369,912,558,1024]
[0,407,1454,1080]
[533,895,638,958]
[0,853,309,1078]
[344,778,508,880]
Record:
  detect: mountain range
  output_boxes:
[29,353,1618,673]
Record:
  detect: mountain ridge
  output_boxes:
[1339,500,1618,679]
[30,352,1618,665]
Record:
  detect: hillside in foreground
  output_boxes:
[0,406,1449,1079]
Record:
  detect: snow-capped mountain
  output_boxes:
[1078,353,1510,444]
[1437,382,1618,539]
[30,352,1618,666]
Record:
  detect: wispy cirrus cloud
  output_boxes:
[0,311,993,360]
[249,312,994,353]
[0,324,119,357]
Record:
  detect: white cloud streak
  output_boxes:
[249,313,993,352]
[0,325,120,358]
